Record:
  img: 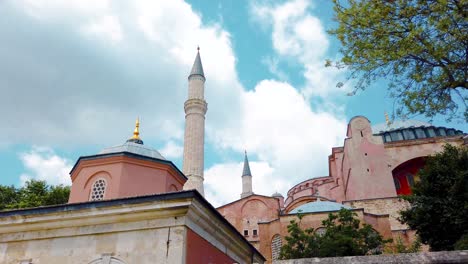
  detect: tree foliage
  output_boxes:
[400,144,468,251]
[328,0,468,121]
[0,180,70,210]
[280,209,390,259]
[387,235,422,254]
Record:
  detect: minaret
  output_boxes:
[182,47,208,196]
[241,151,254,198]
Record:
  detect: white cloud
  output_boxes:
[0,0,242,147]
[207,80,346,203]
[160,140,183,159]
[82,15,123,43]
[1,0,348,207]
[250,0,347,98]
[19,146,72,186]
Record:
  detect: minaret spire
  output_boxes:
[182,47,208,196]
[241,151,254,198]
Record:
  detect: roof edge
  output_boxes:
[69,152,187,181]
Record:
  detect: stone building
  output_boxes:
[218,116,466,263]
[0,47,466,264]
[0,50,265,264]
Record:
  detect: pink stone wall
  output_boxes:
[218,195,280,244]
[69,156,185,203]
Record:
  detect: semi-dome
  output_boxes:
[99,141,166,160]
[289,200,351,214]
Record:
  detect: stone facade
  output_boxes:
[218,194,392,263]
[0,191,265,264]
[217,116,466,262]
[343,197,410,231]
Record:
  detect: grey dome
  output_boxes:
[99,141,166,160]
[372,120,431,133]
[290,200,351,214]
[272,192,283,197]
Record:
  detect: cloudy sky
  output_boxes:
[1,0,466,207]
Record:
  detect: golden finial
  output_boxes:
[385,111,391,126]
[132,117,141,140]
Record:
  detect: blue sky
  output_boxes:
[1,0,466,206]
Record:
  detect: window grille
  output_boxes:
[90,179,107,201]
[271,234,282,260]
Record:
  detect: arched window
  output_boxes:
[89,179,107,201]
[315,227,326,237]
[271,234,282,261]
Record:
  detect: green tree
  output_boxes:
[400,144,468,251]
[328,0,468,122]
[279,213,318,259]
[0,180,70,210]
[280,209,390,259]
[0,185,19,210]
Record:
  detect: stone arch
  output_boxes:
[284,196,328,213]
[271,234,282,261]
[240,199,269,216]
[89,255,126,264]
[84,171,112,189]
[392,156,426,195]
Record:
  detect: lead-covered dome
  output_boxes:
[99,141,166,160]
[290,200,351,214]
[372,120,431,133]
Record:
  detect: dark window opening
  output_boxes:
[364,153,368,156]
[253,229,258,236]
[414,128,426,139]
[394,177,401,190]
[426,128,436,137]
[390,131,404,141]
[244,230,249,236]
[407,174,414,187]
[360,131,363,137]
[437,128,447,136]
[402,129,416,140]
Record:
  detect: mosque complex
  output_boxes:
[0,50,467,263]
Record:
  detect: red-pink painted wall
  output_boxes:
[68,155,185,203]
[186,228,235,264]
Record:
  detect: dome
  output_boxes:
[99,141,166,160]
[271,192,283,198]
[289,200,351,214]
[372,119,431,133]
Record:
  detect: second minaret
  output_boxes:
[241,151,254,198]
[182,48,208,196]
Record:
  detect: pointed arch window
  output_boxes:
[90,179,107,201]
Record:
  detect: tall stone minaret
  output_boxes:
[241,151,254,198]
[182,47,208,196]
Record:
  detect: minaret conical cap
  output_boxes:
[242,150,252,177]
[189,47,205,79]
